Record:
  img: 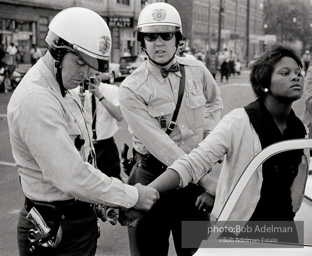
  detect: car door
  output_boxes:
[192,139,312,255]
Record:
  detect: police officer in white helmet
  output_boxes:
[7,7,159,256]
[119,2,223,256]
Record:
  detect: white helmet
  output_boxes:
[46,7,111,72]
[137,2,182,34]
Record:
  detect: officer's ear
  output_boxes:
[175,32,182,47]
[137,32,146,50]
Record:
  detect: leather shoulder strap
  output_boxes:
[166,64,185,135]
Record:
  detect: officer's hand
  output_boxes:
[195,192,215,213]
[95,205,119,225]
[119,208,144,227]
[89,83,101,98]
[133,183,159,211]
[95,204,108,222]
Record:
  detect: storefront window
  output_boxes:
[117,0,130,5]
[15,21,32,32]
[0,19,14,31]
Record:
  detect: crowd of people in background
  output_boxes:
[0,42,42,69]
[177,41,242,83]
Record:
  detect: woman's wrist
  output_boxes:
[98,95,105,101]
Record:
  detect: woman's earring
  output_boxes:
[264,88,269,93]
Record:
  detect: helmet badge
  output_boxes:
[152,9,166,22]
[99,35,111,55]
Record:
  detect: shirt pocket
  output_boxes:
[147,102,175,129]
[185,95,206,129]
[67,117,83,149]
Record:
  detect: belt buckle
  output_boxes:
[167,121,176,131]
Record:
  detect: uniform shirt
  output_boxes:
[73,83,120,140]
[119,56,223,167]
[7,58,138,207]
[169,108,309,221]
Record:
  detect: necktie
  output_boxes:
[160,63,180,78]
[91,94,97,140]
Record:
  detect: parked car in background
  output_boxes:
[100,62,120,84]
[119,54,148,79]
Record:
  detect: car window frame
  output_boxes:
[209,138,312,246]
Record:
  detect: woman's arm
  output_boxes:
[148,168,180,193]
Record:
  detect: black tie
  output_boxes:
[91,94,97,140]
[160,63,180,78]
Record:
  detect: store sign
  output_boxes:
[108,17,133,28]
[15,34,30,40]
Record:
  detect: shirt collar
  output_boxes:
[37,58,64,97]
[146,58,182,83]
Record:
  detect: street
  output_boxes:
[0,70,306,256]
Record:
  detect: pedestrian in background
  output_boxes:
[234,58,242,75]
[301,65,312,141]
[17,45,25,64]
[302,49,311,76]
[205,49,218,80]
[229,50,236,76]
[148,44,308,243]
[30,44,42,66]
[74,71,123,180]
[6,42,17,66]
[118,3,223,256]
[7,7,159,256]
[220,48,230,82]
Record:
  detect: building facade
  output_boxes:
[167,0,265,64]
[0,0,264,65]
[0,0,161,64]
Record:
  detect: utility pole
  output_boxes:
[218,0,223,52]
[246,0,250,67]
[208,0,211,51]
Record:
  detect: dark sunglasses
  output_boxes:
[144,33,174,42]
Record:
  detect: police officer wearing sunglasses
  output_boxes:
[119,3,223,256]
[7,7,159,256]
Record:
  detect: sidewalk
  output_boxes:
[217,69,250,87]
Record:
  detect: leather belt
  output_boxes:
[134,150,167,174]
[24,197,94,221]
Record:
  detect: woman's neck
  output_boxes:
[263,97,292,134]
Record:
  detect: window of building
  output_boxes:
[0,19,14,31]
[38,17,49,47]
[15,21,32,32]
[117,0,130,5]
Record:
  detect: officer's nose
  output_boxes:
[80,66,91,80]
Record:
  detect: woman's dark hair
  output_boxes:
[250,44,302,99]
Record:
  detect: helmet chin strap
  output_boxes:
[143,48,178,67]
[55,60,67,97]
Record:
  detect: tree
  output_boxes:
[263,0,312,52]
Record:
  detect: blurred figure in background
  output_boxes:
[302,49,311,76]
[234,59,242,75]
[30,44,42,66]
[6,42,17,66]
[205,49,218,80]
[301,65,312,141]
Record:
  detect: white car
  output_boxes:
[193,139,312,256]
